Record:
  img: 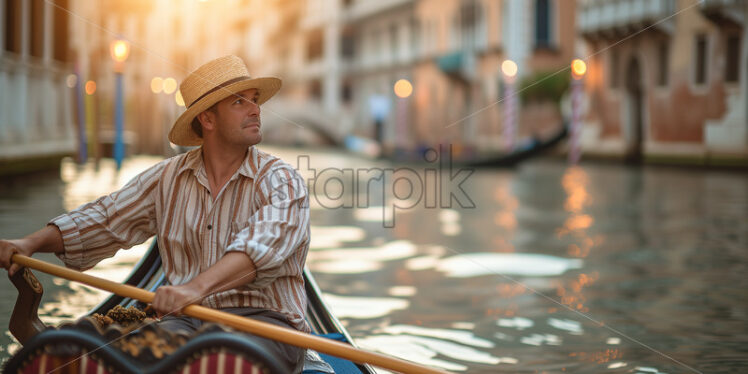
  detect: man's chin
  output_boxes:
[249,133,262,146]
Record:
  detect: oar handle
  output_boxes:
[11,254,450,374]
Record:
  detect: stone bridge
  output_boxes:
[260,98,358,147]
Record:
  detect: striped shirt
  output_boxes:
[51,147,311,332]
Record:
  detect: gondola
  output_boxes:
[3,240,376,374]
[466,121,568,167]
[381,121,569,167]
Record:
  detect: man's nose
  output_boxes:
[248,101,260,116]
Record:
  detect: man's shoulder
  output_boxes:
[159,148,201,175]
[253,148,305,186]
[255,148,297,174]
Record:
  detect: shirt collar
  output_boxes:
[177,146,258,179]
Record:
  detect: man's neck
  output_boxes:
[201,142,249,199]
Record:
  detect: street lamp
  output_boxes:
[501,60,518,81]
[394,79,413,99]
[571,58,587,80]
[393,79,413,153]
[110,39,130,170]
[151,77,164,94]
[569,59,587,164]
[163,77,177,94]
[501,59,518,152]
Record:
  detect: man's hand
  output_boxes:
[0,239,31,277]
[151,252,256,318]
[152,283,205,318]
[1,226,64,277]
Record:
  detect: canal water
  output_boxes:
[0,147,746,373]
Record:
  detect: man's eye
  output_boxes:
[234,99,243,105]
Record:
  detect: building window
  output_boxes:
[5,0,22,54]
[460,0,477,50]
[534,0,551,48]
[411,17,420,57]
[341,79,352,103]
[657,41,669,86]
[53,0,70,62]
[30,0,44,58]
[610,50,620,88]
[306,28,324,62]
[501,0,508,47]
[341,26,355,59]
[725,34,740,83]
[390,24,398,59]
[309,79,322,99]
[429,20,437,53]
[694,34,708,85]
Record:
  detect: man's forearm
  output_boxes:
[187,251,258,296]
[1,225,64,276]
[18,225,65,255]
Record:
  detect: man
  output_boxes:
[0,55,310,373]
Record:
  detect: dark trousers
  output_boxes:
[155,307,305,373]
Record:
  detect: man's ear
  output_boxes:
[197,110,216,131]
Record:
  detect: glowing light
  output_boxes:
[85,80,96,95]
[175,91,185,106]
[501,60,518,78]
[571,59,587,79]
[110,40,130,63]
[150,77,163,93]
[163,77,177,94]
[394,79,413,98]
[66,74,77,88]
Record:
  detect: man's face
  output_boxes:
[212,88,262,147]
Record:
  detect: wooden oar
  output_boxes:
[11,254,449,374]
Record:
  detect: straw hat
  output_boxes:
[169,55,281,146]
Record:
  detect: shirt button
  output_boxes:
[207,224,212,230]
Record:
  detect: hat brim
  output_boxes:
[169,77,281,146]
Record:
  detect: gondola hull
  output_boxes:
[382,122,568,167]
[4,241,374,374]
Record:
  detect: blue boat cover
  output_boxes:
[303,333,364,374]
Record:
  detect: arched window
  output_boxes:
[460,0,477,50]
[535,0,552,48]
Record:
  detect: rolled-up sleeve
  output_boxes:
[50,161,164,271]
[225,165,310,288]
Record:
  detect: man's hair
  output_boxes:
[190,104,218,138]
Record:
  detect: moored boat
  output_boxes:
[381,121,568,167]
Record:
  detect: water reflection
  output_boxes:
[497,317,533,330]
[547,317,584,335]
[321,293,408,319]
[519,333,562,346]
[387,286,417,297]
[0,156,161,363]
[438,209,462,236]
[309,240,418,275]
[352,206,393,223]
[434,253,583,277]
[2,148,747,373]
[356,333,511,371]
[309,225,367,249]
[307,155,748,373]
[60,157,162,211]
[607,361,627,369]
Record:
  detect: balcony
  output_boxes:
[342,0,414,22]
[578,0,676,39]
[435,51,476,83]
[700,0,745,27]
